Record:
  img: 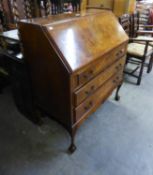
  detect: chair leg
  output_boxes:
[147,56,153,73]
[137,59,145,85]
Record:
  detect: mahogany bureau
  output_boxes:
[18,10,129,153]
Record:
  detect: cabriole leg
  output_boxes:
[115,83,122,101]
[68,128,77,154]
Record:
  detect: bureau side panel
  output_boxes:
[18,23,71,127]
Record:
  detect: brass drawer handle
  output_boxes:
[91,85,95,90]
[115,63,123,70]
[113,80,117,84]
[84,101,93,111]
[116,52,120,57]
[116,49,124,58]
[113,76,121,84]
[120,49,124,55]
[84,106,90,111]
[83,70,93,80]
[83,75,90,81]
[89,101,93,106]
[83,74,88,79]
[89,70,94,75]
[115,66,119,70]
[85,91,90,95]
[116,76,120,80]
[119,63,122,67]
[85,85,95,96]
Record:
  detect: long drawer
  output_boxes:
[74,73,123,122]
[74,57,125,106]
[75,43,126,87]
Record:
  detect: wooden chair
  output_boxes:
[139,9,150,25]
[130,11,153,73]
[119,14,153,85]
[131,11,153,36]
[136,1,153,24]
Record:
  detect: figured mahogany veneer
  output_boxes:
[18,10,128,153]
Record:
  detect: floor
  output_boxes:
[0,69,153,175]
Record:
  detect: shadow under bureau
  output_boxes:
[18,10,128,153]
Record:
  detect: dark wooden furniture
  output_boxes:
[0,29,39,123]
[131,12,153,74]
[0,53,9,93]
[0,29,20,93]
[19,10,128,153]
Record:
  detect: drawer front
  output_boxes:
[74,57,125,106]
[76,44,126,87]
[74,73,123,122]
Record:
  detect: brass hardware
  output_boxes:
[113,80,116,83]
[84,101,93,111]
[83,74,88,79]
[116,52,120,57]
[83,70,93,80]
[115,66,119,70]
[116,48,124,58]
[85,91,89,95]
[116,76,119,80]
[84,106,90,111]
[89,101,93,106]
[85,85,95,96]
[89,69,93,75]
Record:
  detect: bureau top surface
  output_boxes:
[20,9,103,25]
[20,10,129,72]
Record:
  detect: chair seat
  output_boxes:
[137,36,153,46]
[127,42,153,57]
